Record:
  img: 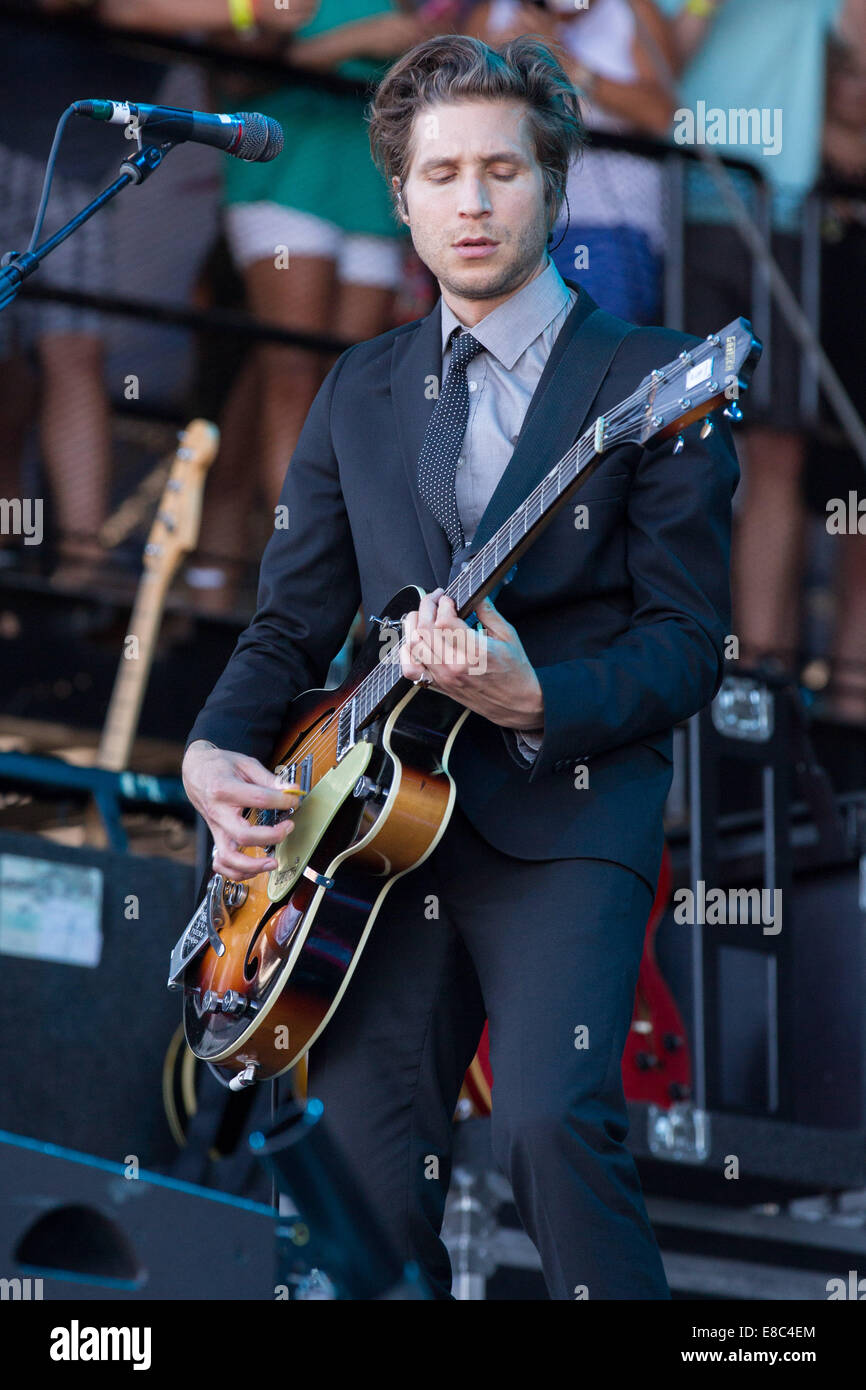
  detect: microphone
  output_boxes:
[73,100,284,162]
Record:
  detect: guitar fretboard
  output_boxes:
[352,421,609,731]
[332,314,759,744]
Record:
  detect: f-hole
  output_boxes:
[243,901,281,981]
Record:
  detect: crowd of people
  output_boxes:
[1,0,865,720]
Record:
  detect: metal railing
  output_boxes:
[2,4,864,562]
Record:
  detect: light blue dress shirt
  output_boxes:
[438,255,579,760]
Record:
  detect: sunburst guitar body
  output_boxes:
[169,585,468,1089]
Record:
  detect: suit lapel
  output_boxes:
[390,296,453,588]
[466,281,600,556]
[390,279,611,587]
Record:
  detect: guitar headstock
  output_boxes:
[143,419,219,586]
[607,318,763,453]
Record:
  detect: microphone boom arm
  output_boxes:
[0,137,178,314]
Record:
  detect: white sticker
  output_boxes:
[0,854,103,967]
[685,357,713,392]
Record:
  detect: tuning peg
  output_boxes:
[723,403,744,421]
[700,417,714,439]
[673,435,685,454]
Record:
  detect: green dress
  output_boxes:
[222,0,407,241]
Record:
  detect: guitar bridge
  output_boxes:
[166,874,247,990]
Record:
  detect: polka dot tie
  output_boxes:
[417,326,485,558]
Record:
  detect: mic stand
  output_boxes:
[0,138,179,313]
[250,1097,433,1300]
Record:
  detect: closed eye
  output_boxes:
[428,171,519,184]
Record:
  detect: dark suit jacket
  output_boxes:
[187,284,740,893]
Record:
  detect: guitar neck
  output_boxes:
[348,312,762,736]
[91,418,219,773]
[96,571,170,772]
[445,425,605,619]
[356,420,609,728]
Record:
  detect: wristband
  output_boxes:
[228,0,256,33]
[685,0,719,16]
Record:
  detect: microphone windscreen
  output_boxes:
[235,112,285,163]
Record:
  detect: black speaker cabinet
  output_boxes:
[0,1131,274,1299]
[0,830,194,1169]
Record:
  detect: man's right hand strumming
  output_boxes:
[182,740,303,881]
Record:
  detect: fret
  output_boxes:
[344,325,763,735]
[355,413,637,728]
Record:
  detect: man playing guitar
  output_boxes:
[182,33,740,1299]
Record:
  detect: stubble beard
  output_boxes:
[420,221,551,303]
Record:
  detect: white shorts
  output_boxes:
[223,202,405,291]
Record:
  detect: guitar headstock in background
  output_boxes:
[143,419,220,595]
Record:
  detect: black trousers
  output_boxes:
[306,800,670,1300]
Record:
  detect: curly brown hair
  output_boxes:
[367,34,586,233]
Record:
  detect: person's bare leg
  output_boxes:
[37,332,111,578]
[332,280,396,347]
[243,254,336,506]
[184,351,261,615]
[731,427,807,670]
[0,352,38,551]
[827,531,866,722]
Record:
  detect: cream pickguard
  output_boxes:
[266,742,374,902]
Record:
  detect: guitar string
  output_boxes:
[240,351,722,844]
[240,392,656,843]
[242,388,659,840]
[364,348,724,705]
[343,380,663,719]
[257,394,653,796]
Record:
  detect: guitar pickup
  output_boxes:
[275,754,313,799]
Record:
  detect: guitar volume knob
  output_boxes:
[635,1051,659,1071]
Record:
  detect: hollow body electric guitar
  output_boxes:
[168,319,762,1091]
